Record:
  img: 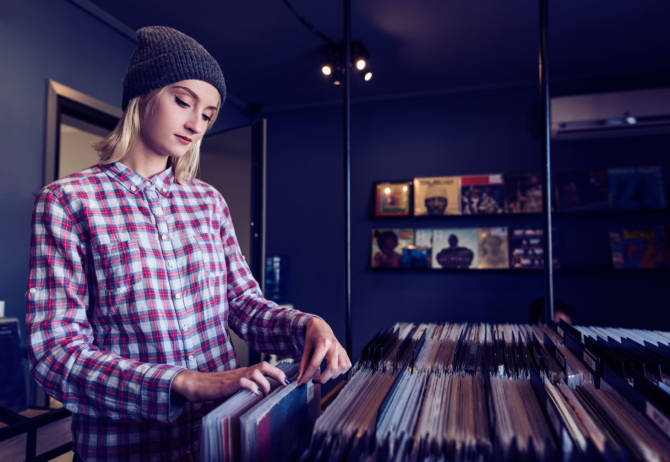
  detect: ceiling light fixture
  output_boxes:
[320,41,373,86]
[355,58,366,71]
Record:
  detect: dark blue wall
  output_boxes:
[0,0,250,339]
[265,87,670,361]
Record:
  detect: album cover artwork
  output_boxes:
[555,170,608,211]
[414,228,433,248]
[461,174,504,215]
[371,228,414,269]
[478,227,509,269]
[401,246,432,268]
[608,166,666,210]
[431,228,478,269]
[503,173,543,214]
[413,176,461,216]
[608,226,669,269]
[508,228,545,269]
[374,181,411,216]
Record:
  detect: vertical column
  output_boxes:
[539,0,555,323]
[343,0,353,356]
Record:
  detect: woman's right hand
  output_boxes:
[171,361,289,402]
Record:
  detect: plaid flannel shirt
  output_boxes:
[26,161,312,461]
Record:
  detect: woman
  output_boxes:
[26,26,350,461]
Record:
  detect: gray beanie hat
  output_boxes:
[122,26,226,110]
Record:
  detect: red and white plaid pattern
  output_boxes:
[27,161,311,461]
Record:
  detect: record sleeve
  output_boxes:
[414,228,433,248]
[503,172,543,214]
[555,170,608,211]
[608,166,666,210]
[374,181,411,216]
[401,246,431,268]
[478,227,509,269]
[608,225,669,269]
[431,228,478,269]
[508,227,545,269]
[371,228,414,268]
[413,176,461,216]
[461,174,504,215]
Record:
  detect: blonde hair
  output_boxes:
[94,87,219,183]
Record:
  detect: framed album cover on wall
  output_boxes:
[374,181,412,217]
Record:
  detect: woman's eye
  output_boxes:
[175,96,189,108]
[202,114,212,122]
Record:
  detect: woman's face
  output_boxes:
[138,79,219,159]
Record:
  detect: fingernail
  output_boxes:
[284,378,291,385]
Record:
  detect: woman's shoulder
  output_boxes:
[37,164,108,202]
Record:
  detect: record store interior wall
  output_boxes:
[0,1,251,337]
[2,1,669,362]
[265,88,670,360]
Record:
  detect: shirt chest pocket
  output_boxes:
[92,239,144,316]
[191,231,227,281]
[187,231,227,304]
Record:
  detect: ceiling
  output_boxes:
[86,0,670,111]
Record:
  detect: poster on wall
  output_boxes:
[478,227,509,269]
[371,228,414,269]
[413,176,461,216]
[431,228,478,269]
[374,181,411,216]
[461,174,504,215]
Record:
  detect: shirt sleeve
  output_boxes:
[26,187,186,423]
[217,196,314,358]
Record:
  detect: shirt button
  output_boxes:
[154,208,162,216]
[29,287,38,294]
[162,234,169,241]
[175,292,182,299]
[188,355,195,361]
[167,262,175,269]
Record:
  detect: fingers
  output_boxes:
[315,346,352,384]
[239,377,262,396]
[250,368,273,395]
[256,361,289,386]
[298,341,313,385]
[314,345,340,384]
[298,338,331,385]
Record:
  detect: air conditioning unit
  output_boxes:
[551,88,670,139]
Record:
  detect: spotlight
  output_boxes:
[320,41,373,86]
[332,68,343,86]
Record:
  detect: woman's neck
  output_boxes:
[121,144,169,179]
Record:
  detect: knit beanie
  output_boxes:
[122,26,226,110]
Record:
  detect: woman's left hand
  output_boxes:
[297,317,351,385]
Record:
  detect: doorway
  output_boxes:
[199,120,267,366]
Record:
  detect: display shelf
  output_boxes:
[371,207,670,220]
[369,265,670,274]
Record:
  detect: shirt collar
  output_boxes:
[104,161,174,196]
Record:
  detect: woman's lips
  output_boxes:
[175,135,192,145]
